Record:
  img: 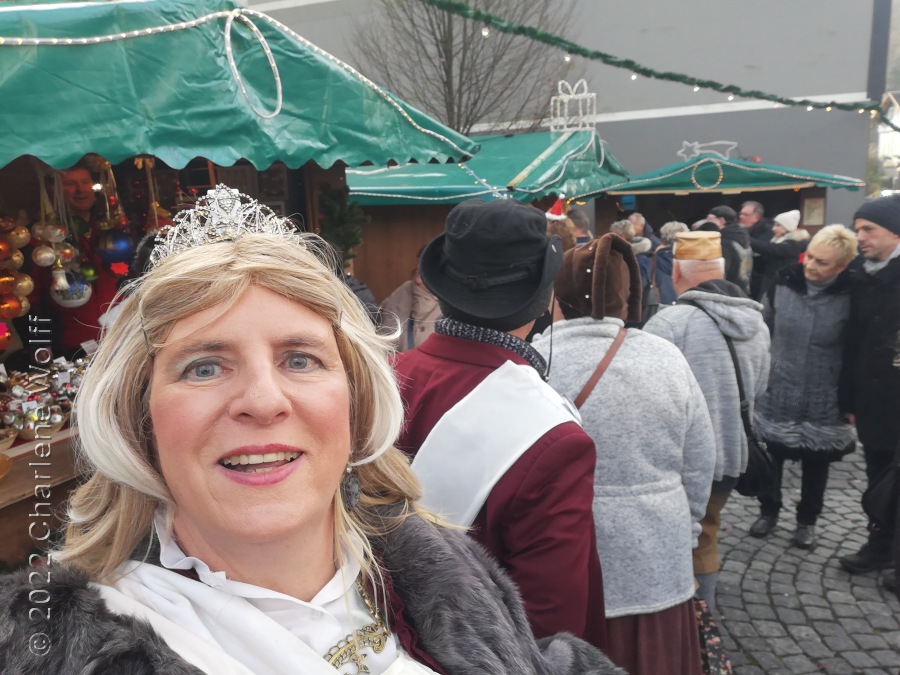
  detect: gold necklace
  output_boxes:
[324,577,390,674]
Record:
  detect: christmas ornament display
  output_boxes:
[14,273,34,297]
[0,294,22,320]
[96,228,136,265]
[32,245,57,267]
[0,357,89,443]
[49,272,92,308]
[0,271,17,294]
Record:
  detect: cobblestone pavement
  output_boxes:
[717,451,900,674]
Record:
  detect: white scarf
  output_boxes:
[93,518,438,675]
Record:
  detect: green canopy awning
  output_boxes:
[347,129,629,205]
[599,154,864,196]
[0,0,477,169]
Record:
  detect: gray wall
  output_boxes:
[249,0,879,223]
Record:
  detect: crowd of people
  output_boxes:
[1,185,898,675]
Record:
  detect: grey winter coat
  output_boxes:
[533,318,715,618]
[643,281,771,481]
[754,263,856,458]
[0,506,623,675]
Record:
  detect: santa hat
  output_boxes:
[545,194,567,221]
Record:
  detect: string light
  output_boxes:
[630,73,637,80]
[564,53,572,62]
[481,25,489,37]
[693,86,700,92]
[806,105,813,111]
[414,0,900,133]
[826,106,832,111]
[727,95,734,101]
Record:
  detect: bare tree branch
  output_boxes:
[350,0,581,135]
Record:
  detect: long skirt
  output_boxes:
[605,598,703,675]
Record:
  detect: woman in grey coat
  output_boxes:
[749,225,859,548]
[533,234,716,675]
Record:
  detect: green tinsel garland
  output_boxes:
[415,0,900,134]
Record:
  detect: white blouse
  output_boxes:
[93,517,439,675]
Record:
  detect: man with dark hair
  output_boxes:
[838,194,900,577]
[703,205,753,294]
[739,200,776,298]
[393,199,607,650]
[568,207,593,246]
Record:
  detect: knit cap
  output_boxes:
[774,209,801,232]
[853,194,900,235]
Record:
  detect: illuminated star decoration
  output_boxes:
[677,140,738,161]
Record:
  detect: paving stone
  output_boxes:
[775,607,807,625]
[753,620,787,638]
[822,633,858,651]
[843,650,879,668]
[744,603,775,620]
[853,632,890,650]
[870,649,900,667]
[796,638,832,659]
[779,654,819,673]
[714,454,900,672]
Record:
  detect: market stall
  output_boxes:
[590,153,865,233]
[0,0,477,567]
[346,128,629,300]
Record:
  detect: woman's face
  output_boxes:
[772,223,786,238]
[803,241,848,284]
[149,285,351,549]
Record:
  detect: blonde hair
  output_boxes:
[59,233,430,583]
[808,224,858,266]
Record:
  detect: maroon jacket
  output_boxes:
[393,332,608,650]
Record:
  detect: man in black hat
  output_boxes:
[838,195,900,578]
[701,205,753,294]
[393,199,608,651]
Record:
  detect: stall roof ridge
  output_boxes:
[0,0,476,169]
[347,128,629,206]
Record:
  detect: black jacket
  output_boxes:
[841,256,900,462]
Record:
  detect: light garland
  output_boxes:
[0,6,472,159]
[415,0,900,134]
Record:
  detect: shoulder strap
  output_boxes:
[649,251,657,286]
[574,327,627,409]
[681,301,754,437]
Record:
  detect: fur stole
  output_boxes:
[0,508,623,675]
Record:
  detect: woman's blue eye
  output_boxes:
[286,353,315,370]
[184,361,221,380]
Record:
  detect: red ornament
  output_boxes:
[0,238,11,261]
[751,156,762,163]
[0,271,16,294]
[0,294,21,320]
[117,214,129,227]
[108,195,119,208]
[0,322,11,351]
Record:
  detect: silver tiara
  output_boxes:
[148,185,302,270]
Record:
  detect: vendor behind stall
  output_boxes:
[14,162,122,361]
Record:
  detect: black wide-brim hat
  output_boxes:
[419,198,563,324]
